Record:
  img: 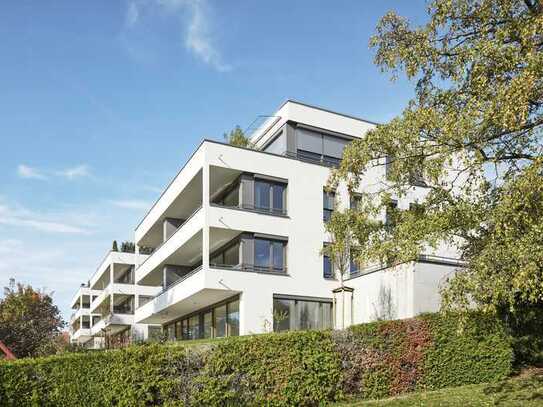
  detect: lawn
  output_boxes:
[337,370,543,406]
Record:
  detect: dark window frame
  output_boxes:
[254,237,287,272]
[323,190,335,222]
[323,244,334,279]
[254,179,287,215]
[163,295,240,341]
[273,295,333,332]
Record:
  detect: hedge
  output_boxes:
[0,312,513,406]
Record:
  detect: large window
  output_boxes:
[323,249,333,279]
[296,128,350,167]
[273,296,333,332]
[164,297,240,341]
[323,190,335,222]
[254,180,286,214]
[255,238,286,272]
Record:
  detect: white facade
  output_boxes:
[69,251,162,348]
[125,100,463,339]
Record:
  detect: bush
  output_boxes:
[0,312,514,406]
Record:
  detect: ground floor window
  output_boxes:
[163,296,240,341]
[273,295,333,332]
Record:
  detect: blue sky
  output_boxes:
[0,0,428,320]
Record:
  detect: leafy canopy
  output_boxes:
[329,0,543,314]
[224,125,252,148]
[0,279,65,357]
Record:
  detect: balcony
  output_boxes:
[91,313,135,336]
[90,251,146,290]
[70,313,93,343]
[135,225,289,325]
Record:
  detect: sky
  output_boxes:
[0,0,429,321]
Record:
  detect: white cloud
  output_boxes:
[183,0,231,72]
[55,164,91,180]
[0,202,91,235]
[0,238,97,320]
[109,199,151,210]
[126,0,230,71]
[126,1,140,27]
[17,164,47,180]
[16,164,91,181]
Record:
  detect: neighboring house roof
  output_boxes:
[0,340,16,360]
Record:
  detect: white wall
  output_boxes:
[348,262,415,324]
[131,101,463,335]
[413,261,460,315]
[346,261,461,325]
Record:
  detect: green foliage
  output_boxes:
[111,240,118,252]
[339,313,511,400]
[224,125,252,148]
[0,312,514,406]
[0,280,65,358]
[419,313,512,390]
[338,371,543,406]
[329,0,543,315]
[194,331,343,406]
[500,304,543,367]
[323,209,357,285]
[120,241,135,253]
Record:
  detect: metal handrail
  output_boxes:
[136,205,203,270]
[210,263,288,275]
[210,202,288,217]
[154,265,204,301]
[285,151,341,168]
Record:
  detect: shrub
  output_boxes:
[0,312,514,406]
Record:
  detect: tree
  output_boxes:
[112,240,118,252]
[329,0,543,315]
[224,125,252,148]
[0,280,65,358]
[322,203,360,329]
[120,241,135,253]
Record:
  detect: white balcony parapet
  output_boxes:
[69,286,102,310]
[71,328,92,341]
[90,283,161,314]
[90,313,135,336]
[89,251,147,289]
[136,206,204,284]
[70,307,92,323]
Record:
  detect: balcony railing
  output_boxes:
[149,265,204,305]
[210,263,288,275]
[285,150,341,168]
[137,205,202,271]
[211,203,287,217]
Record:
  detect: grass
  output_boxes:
[337,369,543,406]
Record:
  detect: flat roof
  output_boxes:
[277,99,381,126]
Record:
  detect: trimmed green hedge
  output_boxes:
[0,312,513,406]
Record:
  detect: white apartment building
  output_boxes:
[69,250,162,348]
[129,100,462,341]
[69,285,102,348]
